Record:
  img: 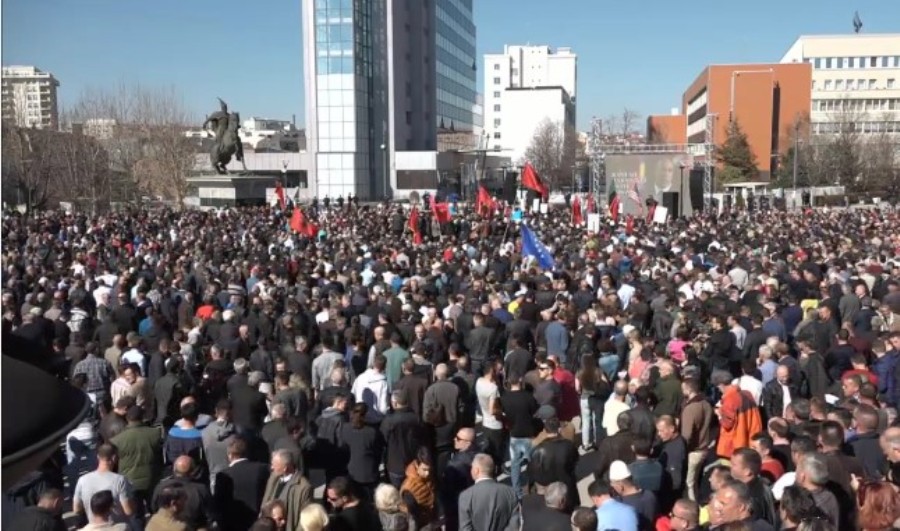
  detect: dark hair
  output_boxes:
[350,402,368,429]
[156,483,186,508]
[96,443,118,462]
[327,476,355,499]
[733,447,762,475]
[633,386,656,408]
[588,478,612,498]
[818,420,844,448]
[780,485,821,524]
[415,446,433,467]
[90,490,115,518]
[632,436,653,457]
[249,517,278,531]
[125,405,144,423]
[768,417,791,439]
[372,354,387,372]
[750,432,773,453]
[571,506,599,531]
[228,436,249,459]
[790,436,817,456]
[180,401,199,422]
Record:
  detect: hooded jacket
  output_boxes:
[202,420,237,482]
[351,368,389,421]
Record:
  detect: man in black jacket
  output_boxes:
[655,415,687,512]
[528,417,579,511]
[230,371,268,435]
[7,488,66,531]
[850,404,888,479]
[761,366,799,422]
[214,437,270,531]
[521,481,571,531]
[315,392,350,486]
[152,455,218,530]
[701,316,736,374]
[464,313,495,374]
[595,412,636,480]
[381,390,425,487]
[155,357,187,429]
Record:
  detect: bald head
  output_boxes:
[174,456,194,476]
[434,363,449,380]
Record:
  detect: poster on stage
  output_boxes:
[532,199,541,212]
[587,213,601,233]
[653,206,669,224]
[606,153,693,216]
[539,203,548,214]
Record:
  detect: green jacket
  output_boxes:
[112,424,163,491]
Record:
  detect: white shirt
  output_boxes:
[603,398,631,435]
[772,471,796,500]
[733,375,763,405]
[781,384,793,416]
[475,378,502,430]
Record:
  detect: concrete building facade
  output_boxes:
[483,45,577,158]
[435,0,477,133]
[682,62,812,180]
[780,34,900,136]
[1,66,60,130]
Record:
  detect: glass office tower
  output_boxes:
[436,0,477,133]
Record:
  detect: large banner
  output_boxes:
[606,153,692,216]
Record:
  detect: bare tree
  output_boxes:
[56,131,112,214]
[523,119,578,190]
[603,114,620,139]
[62,83,195,204]
[620,108,642,137]
[1,122,58,210]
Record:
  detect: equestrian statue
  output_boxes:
[202,98,247,175]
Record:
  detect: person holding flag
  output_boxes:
[408,206,423,245]
[520,223,554,270]
[274,181,286,210]
[608,180,620,222]
[572,195,584,226]
[521,162,548,201]
[476,185,496,217]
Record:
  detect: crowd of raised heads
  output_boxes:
[2,199,899,531]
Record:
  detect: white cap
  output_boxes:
[622,324,636,336]
[609,460,631,481]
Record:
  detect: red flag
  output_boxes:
[476,185,495,217]
[521,162,548,199]
[408,206,423,245]
[275,181,286,210]
[625,214,634,235]
[572,195,584,226]
[609,196,620,222]
[305,221,319,239]
[430,195,452,223]
[289,208,306,234]
[586,195,596,214]
[647,203,657,224]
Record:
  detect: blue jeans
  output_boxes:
[580,397,595,447]
[509,437,532,498]
[598,354,620,381]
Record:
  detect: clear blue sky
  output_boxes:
[3,0,898,130]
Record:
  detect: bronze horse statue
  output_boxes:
[202,98,247,174]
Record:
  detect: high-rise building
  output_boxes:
[435,0,477,134]
[483,45,577,162]
[779,34,900,136]
[1,65,60,130]
[302,0,478,199]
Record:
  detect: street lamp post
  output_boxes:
[679,161,687,218]
[380,144,388,200]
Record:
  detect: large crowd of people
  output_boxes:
[2,197,900,531]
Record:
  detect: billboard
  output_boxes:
[606,153,693,216]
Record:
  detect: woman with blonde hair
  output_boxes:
[374,483,414,531]
[298,503,329,531]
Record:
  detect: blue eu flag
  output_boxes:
[521,224,555,270]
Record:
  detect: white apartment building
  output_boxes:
[1,65,60,130]
[483,45,577,161]
[780,34,900,135]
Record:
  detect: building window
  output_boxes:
[493,63,500,70]
[842,57,849,68]
[493,132,500,139]
[888,79,896,89]
[493,91,500,98]
[493,77,501,84]
[825,58,832,68]
[811,80,816,90]
[869,79,876,89]
[835,79,844,91]
[882,56,889,67]
[858,78,865,89]
[824,79,833,91]
[814,58,822,69]
[493,118,500,127]
[870,56,878,67]
[846,79,854,90]
[493,104,500,111]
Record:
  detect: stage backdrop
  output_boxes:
[606,153,693,216]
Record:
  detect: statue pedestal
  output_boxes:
[188,173,278,209]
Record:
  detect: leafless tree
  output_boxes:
[523,119,578,190]
[620,108,642,137]
[61,83,196,204]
